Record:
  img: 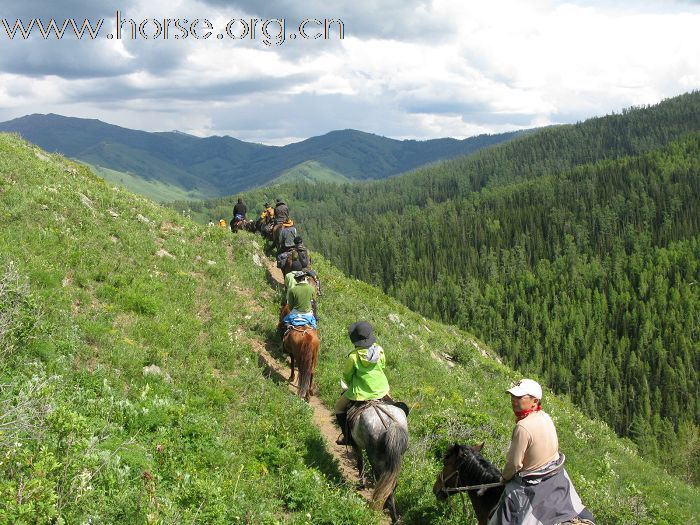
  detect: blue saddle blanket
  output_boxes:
[283,311,317,329]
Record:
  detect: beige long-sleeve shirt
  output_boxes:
[502,410,560,481]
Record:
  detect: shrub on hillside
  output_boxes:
[0,261,38,358]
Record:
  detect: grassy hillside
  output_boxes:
[268,161,351,186]
[0,133,375,524]
[86,164,210,203]
[1,132,699,524]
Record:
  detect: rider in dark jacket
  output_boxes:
[290,237,310,271]
[274,198,289,224]
[233,197,247,219]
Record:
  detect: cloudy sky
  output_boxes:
[0,0,698,145]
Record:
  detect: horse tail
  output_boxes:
[371,421,409,511]
[296,331,319,399]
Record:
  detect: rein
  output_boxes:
[439,453,504,499]
[444,481,505,493]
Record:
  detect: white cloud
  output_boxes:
[0,0,697,143]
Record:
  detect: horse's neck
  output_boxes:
[461,461,500,485]
[470,486,504,525]
[463,463,503,525]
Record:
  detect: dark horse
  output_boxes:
[277,305,319,400]
[433,443,504,525]
[348,401,409,523]
[434,443,594,525]
[230,218,251,233]
[271,223,284,249]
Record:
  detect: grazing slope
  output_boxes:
[1,133,699,523]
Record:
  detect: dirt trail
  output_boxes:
[258,258,378,503]
[226,242,387,517]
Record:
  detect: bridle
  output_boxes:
[437,452,470,515]
[437,449,505,516]
[437,451,466,495]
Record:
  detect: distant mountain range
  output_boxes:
[0,113,527,201]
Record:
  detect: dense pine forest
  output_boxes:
[177,92,700,484]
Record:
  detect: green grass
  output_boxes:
[268,161,351,186]
[86,163,210,203]
[1,132,699,524]
[0,133,376,525]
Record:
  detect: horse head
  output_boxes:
[433,442,485,500]
[434,442,504,525]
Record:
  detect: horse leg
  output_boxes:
[385,491,399,524]
[355,447,366,488]
[305,373,314,399]
[289,351,295,383]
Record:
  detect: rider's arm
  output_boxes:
[342,353,357,388]
[287,287,301,311]
[502,424,532,481]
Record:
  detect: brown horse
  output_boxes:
[278,304,319,400]
[230,218,249,233]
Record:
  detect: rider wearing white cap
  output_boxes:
[490,379,595,524]
[502,378,558,481]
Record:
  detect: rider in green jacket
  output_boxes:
[334,321,389,445]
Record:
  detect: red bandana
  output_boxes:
[515,405,541,421]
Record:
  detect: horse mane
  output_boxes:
[447,444,502,484]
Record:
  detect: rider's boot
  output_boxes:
[335,412,352,446]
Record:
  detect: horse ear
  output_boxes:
[474,442,484,452]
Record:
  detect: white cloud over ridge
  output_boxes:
[0,0,697,144]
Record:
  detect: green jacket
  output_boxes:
[342,344,390,401]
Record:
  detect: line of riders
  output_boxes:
[220,197,595,525]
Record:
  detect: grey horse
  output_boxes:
[349,401,409,523]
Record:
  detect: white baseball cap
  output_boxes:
[506,379,543,400]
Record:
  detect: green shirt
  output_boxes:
[287,282,313,313]
[342,345,390,401]
[285,272,297,304]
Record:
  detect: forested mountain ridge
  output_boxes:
[2,132,699,523]
[0,113,525,200]
[181,92,700,484]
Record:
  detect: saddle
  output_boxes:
[283,323,315,340]
[346,397,410,430]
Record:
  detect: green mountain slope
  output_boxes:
[2,134,699,523]
[268,160,351,186]
[183,91,700,484]
[0,114,525,198]
[86,164,210,202]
